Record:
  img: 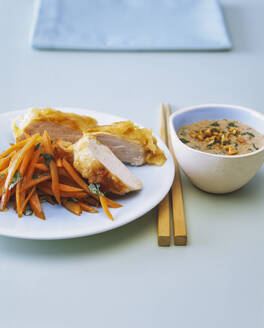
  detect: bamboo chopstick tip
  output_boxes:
[174,235,187,246]
[158,236,171,247]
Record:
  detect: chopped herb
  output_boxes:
[248,148,253,152]
[88,183,104,196]
[253,143,259,150]
[32,173,49,180]
[194,145,201,149]
[34,143,40,151]
[179,138,190,144]
[8,171,22,190]
[211,121,220,127]
[227,122,237,128]
[234,142,238,149]
[195,130,199,133]
[0,174,6,179]
[211,128,218,133]
[207,145,212,150]
[180,130,187,136]
[242,132,255,138]
[69,197,78,203]
[40,153,55,167]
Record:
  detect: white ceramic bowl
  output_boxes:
[169,104,264,193]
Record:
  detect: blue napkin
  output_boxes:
[31,0,232,51]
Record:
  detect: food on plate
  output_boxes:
[4,107,166,221]
[85,121,166,166]
[57,136,142,195]
[177,119,264,155]
[13,107,98,143]
[0,132,122,220]
[12,108,166,167]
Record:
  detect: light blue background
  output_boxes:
[1,0,264,327]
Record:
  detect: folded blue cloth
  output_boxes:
[31,0,232,51]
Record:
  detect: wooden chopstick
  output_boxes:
[165,104,187,245]
[157,104,171,246]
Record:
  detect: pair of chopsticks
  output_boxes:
[157,103,187,246]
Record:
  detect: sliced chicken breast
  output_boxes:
[58,136,142,195]
[13,107,97,143]
[85,121,166,166]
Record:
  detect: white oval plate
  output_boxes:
[0,108,175,240]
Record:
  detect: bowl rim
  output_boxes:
[169,103,264,159]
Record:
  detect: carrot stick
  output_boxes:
[21,175,51,192]
[104,196,122,208]
[24,147,42,184]
[16,145,35,216]
[38,181,83,193]
[62,199,82,216]
[0,139,27,159]
[29,192,46,220]
[99,195,114,221]
[43,131,60,204]
[79,202,98,213]
[62,158,97,199]
[20,187,36,216]
[37,185,87,198]
[56,158,63,167]
[0,134,39,210]
[34,163,49,171]
[0,151,16,171]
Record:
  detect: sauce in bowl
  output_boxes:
[177,119,264,155]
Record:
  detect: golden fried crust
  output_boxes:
[13,107,97,142]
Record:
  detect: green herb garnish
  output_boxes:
[180,130,187,136]
[194,145,200,149]
[40,153,55,167]
[227,122,238,128]
[88,183,104,196]
[179,138,190,144]
[207,145,212,150]
[69,197,78,203]
[211,121,220,127]
[234,142,238,149]
[242,132,255,138]
[34,143,40,151]
[211,128,218,133]
[8,171,22,190]
[0,174,6,179]
[253,143,259,150]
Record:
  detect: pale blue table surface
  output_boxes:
[1,0,264,327]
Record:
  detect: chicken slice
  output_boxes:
[85,121,166,166]
[13,107,97,143]
[57,136,142,195]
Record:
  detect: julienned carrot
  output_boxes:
[62,158,97,200]
[16,145,35,216]
[43,131,61,204]
[34,163,49,171]
[29,192,46,220]
[20,187,36,217]
[21,175,51,192]
[79,202,98,213]
[39,180,83,192]
[38,185,87,199]
[0,139,27,159]
[104,196,122,208]
[99,195,114,221]
[0,134,39,210]
[56,158,62,167]
[62,199,82,216]
[24,147,42,184]
[0,151,16,171]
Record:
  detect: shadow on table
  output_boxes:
[0,209,156,258]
